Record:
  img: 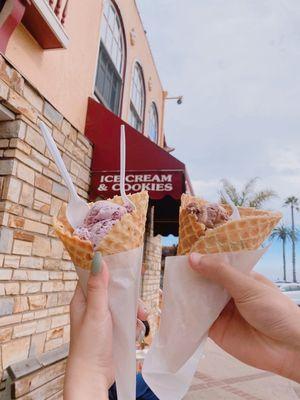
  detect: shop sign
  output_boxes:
[90,170,184,200]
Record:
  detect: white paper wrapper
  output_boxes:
[76,246,143,400]
[142,247,267,400]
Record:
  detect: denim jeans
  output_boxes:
[108,373,159,400]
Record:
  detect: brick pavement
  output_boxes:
[184,340,300,400]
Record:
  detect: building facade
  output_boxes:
[4,0,165,145]
[0,1,191,397]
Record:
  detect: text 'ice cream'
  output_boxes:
[186,202,229,229]
[74,201,133,248]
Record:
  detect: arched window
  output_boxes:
[95,0,125,115]
[148,103,158,143]
[129,63,145,132]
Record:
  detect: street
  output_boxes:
[185,339,300,400]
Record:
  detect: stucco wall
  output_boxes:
[5,0,164,146]
[116,0,164,146]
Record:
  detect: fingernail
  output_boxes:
[91,252,102,275]
[136,319,146,343]
[190,252,202,265]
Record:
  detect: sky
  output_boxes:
[136,0,300,281]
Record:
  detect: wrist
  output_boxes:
[66,385,108,400]
[64,358,109,400]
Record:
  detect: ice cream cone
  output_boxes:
[177,209,206,256]
[178,194,281,255]
[53,191,149,270]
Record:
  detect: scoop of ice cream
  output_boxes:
[74,226,92,242]
[83,201,128,225]
[88,219,117,248]
[186,202,229,229]
[74,200,131,248]
[124,202,134,213]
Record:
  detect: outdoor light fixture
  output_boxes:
[165,95,183,105]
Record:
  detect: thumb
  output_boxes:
[86,252,109,316]
[189,252,264,303]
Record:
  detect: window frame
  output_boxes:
[94,43,123,114]
[129,62,146,133]
[148,102,159,143]
[94,0,127,116]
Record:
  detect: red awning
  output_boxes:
[85,98,192,202]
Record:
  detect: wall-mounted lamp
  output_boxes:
[161,92,183,152]
[165,95,183,105]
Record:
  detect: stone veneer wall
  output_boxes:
[11,359,66,400]
[141,207,162,337]
[0,53,163,396]
[4,345,68,399]
[0,54,92,388]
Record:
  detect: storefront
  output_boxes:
[85,98,193,336]
[86,98,193,236]
[0,0,192,397]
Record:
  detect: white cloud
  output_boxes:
[137,0,300,206]
[137,1,300,276]
[270,147,300,173]
[191,179,220,201]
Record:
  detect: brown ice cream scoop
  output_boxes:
[186,202,229,229]
[178,193,282,256]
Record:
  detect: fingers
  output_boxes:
[70,282,86,328]
[189,253,266,303]
[209,299,236,341]
[137,299,149,321]
[251,271,280,291]
[136,300,149,343]
[189,253,300,349]
[136,319,146,342]
[86,252,109,317]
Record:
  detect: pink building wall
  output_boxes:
[5,0,165,146]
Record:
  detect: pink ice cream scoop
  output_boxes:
[74,201,131,248]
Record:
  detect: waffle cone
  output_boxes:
[53,191,149,270]
[177,209,206,255]
[178,194,281,255]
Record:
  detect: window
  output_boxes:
[95,0,125,115]
[148,103,158,143]
[0,0,5,13]
[129,63,145,132]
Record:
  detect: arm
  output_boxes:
[189,252,300,383]
[64,253,113,400]
[64,370,109,400]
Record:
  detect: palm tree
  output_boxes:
[270,225,293,282]
[220,177,277,209]
[284,196,299,282]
